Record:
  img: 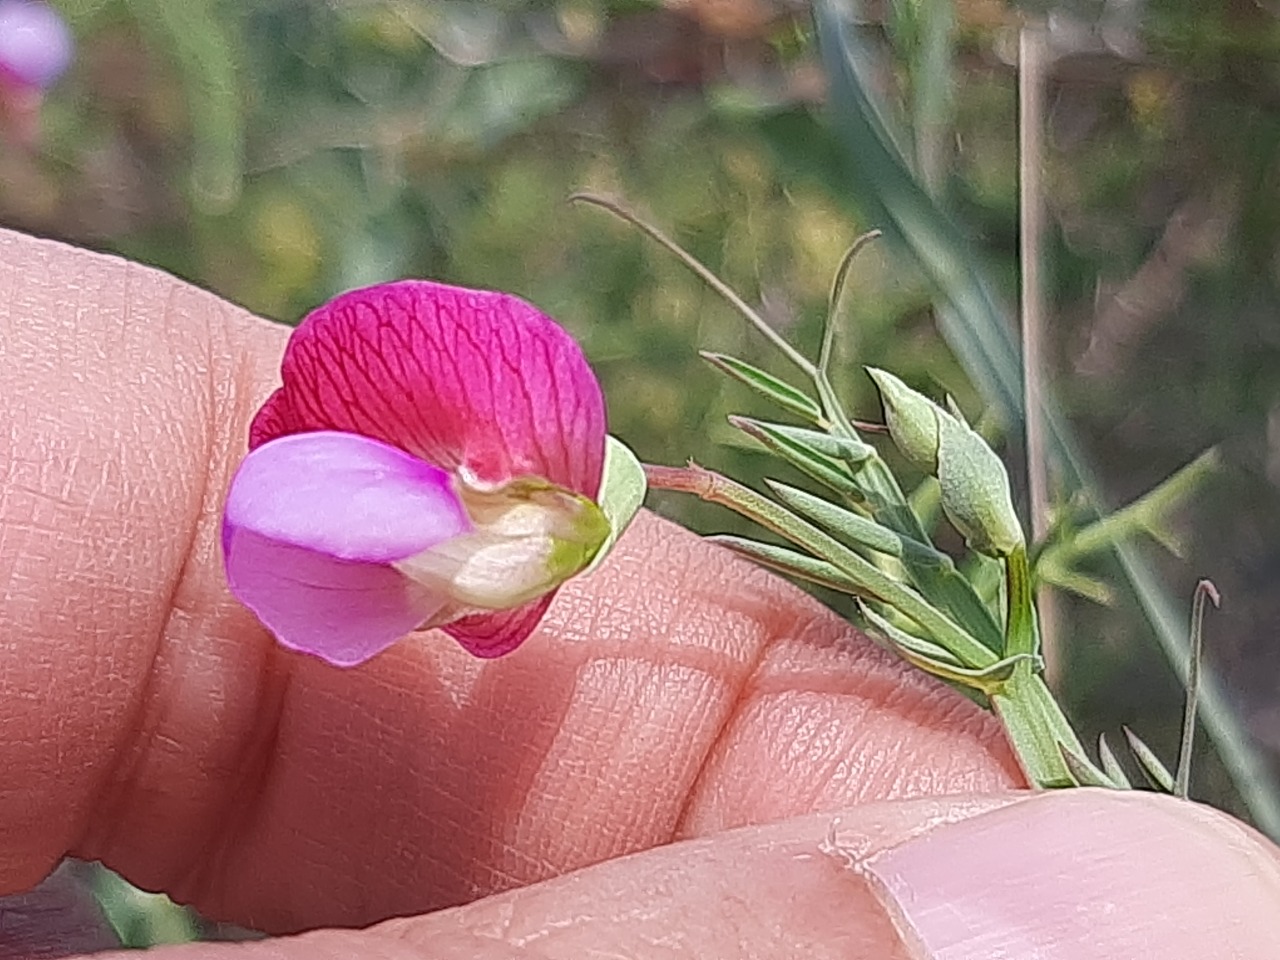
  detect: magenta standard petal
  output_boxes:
[248,280,607,500]
[444,596,555,659]
[225,530,445,666]
[0,1,73,90]
[224,430,471,563]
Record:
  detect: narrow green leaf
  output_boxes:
[707,535,865,596]
[595,187,1007,654]
[736,418,874,464]
[645,464,996,669]
[765,479,951,568]
[583,436,647,576]
[1058,742,1119,789]
[814,0,1022,441]
[859,602,961,664]
[729,416,867,503]
[1124,727,1176,793]
[733,419,1005,656]
[861,604,1035,691]
[1041,449,1223,568]
[1098,733,1133,789]
[1035,562,1117,606]
[702,352,824,424]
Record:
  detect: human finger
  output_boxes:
[0,229,1014,935]
[66,791,1280,960]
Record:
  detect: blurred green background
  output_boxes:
[3,0,1279,945]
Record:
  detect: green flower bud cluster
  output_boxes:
[867,369,1024,558]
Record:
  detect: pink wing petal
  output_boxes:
[225,530,445,666]
[222,431,474,666]
[250,280,606,499]
[224,431,471,563]
[444,596,555,659]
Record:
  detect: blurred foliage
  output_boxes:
[93,865,198,948]
[4,0,1280,942]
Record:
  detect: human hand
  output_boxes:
[2,228,1278,959]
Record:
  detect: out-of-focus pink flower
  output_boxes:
[222,280,609,666]
[0,1,72,146]
[0,0,73,90]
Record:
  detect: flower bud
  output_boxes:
[867,368,941,474]
[395,476,611,612]
[936,412,1024,557]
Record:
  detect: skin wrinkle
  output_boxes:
[516,657,722,870]
[77,281,294,906]
[380,812,914,960]
[169,459,298,918]
[93,276,222,848]
[1,237,201,886]
[678,619,1018,835]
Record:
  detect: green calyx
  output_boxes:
[935,412,1024,558]
[546,495,612,582]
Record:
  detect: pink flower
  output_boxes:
[0,1,72,146]
[223,280,609,666]
[0,1,72,90]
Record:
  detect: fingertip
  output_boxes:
[861,790,1280,960]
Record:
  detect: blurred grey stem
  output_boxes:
[1175,580,1221,798]
[1019,25,1060,683]
[914,0,955,196]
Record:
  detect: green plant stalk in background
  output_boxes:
[810,0,1277,832]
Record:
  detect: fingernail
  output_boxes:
[861,790,1280,960]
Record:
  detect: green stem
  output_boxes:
[1040,448,1221,568]
[821,230,882,375]
[1005,543,1037,660]
[991,674,1080,788]
[991,543,1089,788]
[571,193,818,379]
